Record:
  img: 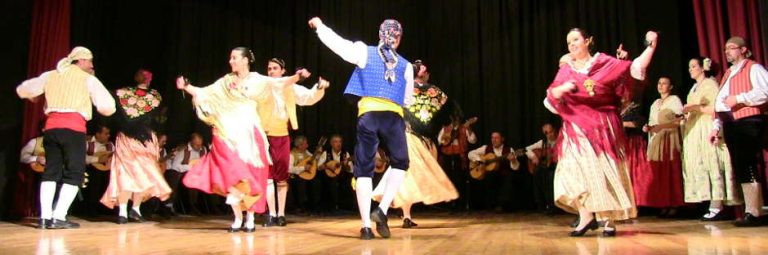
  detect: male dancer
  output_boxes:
[17,46,116,229]
[261,58,328,226]
[310,17,414,239]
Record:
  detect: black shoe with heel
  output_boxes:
[569,218,598,237]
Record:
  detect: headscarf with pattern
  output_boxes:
[378,19,402,83]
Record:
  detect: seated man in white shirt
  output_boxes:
[19,124,47,173]
[287,136,314,215]
[82,125,114,216]
[467,132,520,211]
[314,134,353,215]
[164,133,207,216]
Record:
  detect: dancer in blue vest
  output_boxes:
[309,17,414,239]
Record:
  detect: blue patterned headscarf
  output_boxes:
[378,19,402,82]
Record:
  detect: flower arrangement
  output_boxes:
[117,87,161,118]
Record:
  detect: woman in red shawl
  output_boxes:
[545,28,657,237]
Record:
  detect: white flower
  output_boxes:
[116,89,126,97]
[145,94,154,100]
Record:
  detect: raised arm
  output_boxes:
[630,31,658,81]
[309,17,369,68]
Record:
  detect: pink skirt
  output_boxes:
[183,128,269,213]
[101,133,171,209]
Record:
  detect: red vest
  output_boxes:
[87,141,114,155]
[723,60,763,119]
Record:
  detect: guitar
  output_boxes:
[527,144,556,174]
[440,117,478,145]
[30,162,45,173]
[469,148,525,180]
[90,151,114,171]
[296,137,327,180]
[324,159,350,178]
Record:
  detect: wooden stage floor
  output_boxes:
[1,212,767,254]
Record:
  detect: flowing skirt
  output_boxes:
[373,132,458,207]
[554,122,637,221]
[100,133,171,209]
[183,128,269,213]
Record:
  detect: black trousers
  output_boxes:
[42,129,86,186]
[311,174,339,212]
[288,176,310,212]
[722,116,766,183]
[163,170,186,208]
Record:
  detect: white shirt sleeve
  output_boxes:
[293,84,325,106]
[525,140,543,160]
[345,152,354,173]
[288,153,304,175]
[509,151,520,170]
[19,139,38,164]
[437,128,448,145]
[466,129,477,144]
[87,76,116,116]
[403,63,415,106]
[16,71,51,99]
[736,64,768,106]
[315,23,369,69]
[169,148,184,172]
[468,146,486,162]
[317,152,328,168]
[630,59,646,81]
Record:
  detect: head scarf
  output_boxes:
[56,46,93,73]
[378,19,402,83]
[140,69,153,85]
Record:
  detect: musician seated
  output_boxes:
[525,123,559,214]
[19,134,45,172]
[83,125,114,215]
[314,134,353,214]
[467,132,520,211]
[164,132,208,216]
[288,135,313,214]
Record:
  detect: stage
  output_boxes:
[1,212,767,254]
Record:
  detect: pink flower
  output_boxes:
[228,82,237,89]
[127,97,137,105]
[116,89,126,97]
[427,88,437,97]
[145,94,154,100]
[136,100,147,107]
[151,99,160,107]
[126,107,138,117]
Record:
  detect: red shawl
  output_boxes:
[546,53,634,161]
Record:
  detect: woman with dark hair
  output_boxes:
[177,47,309,232]
[681,57,741,220]
[545,28,657,237]
[101,68,171,224]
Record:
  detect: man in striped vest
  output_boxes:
[709,36,768,227]
[16,46,116,229]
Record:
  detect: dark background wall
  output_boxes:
[1,0,706,219]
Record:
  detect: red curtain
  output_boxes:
[693,0,767,78]
[11,0,70,218]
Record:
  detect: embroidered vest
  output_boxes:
[344,46,409,105]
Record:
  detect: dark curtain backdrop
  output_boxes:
[69,0,699,151]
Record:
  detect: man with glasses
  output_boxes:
[709,36,768,227]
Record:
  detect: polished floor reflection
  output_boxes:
[1,213,768,254]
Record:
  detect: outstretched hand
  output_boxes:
[318,77,330,89]
[645,31,658,48]
[296,68,311,79]
[615,44,628,60]
[175,76,188,90]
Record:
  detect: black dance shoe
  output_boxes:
[733,213,768,227]
[569,218,598,237]
[360,227,374,240]
[370,207,390,238]
[50,218,80,229]
[128,209,145,223]
[37,219,52,229]
[402,218,418,228]
[263,215,277,227]
[277,216,287,227]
